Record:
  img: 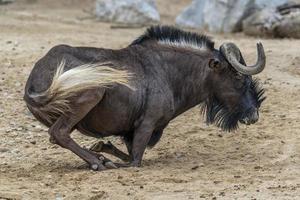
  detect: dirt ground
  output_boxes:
[0,0,299,199]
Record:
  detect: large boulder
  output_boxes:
[175,0,207,29]
[243,3,300,38]
[176,0,289,33]
[276,12,300,38]
[202,0,253,32]
[95,0,160,25]
[243,8,282,37]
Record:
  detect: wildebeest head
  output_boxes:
[203,42,266,131]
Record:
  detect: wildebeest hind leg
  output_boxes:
[89,141,131,162]
[49,89,116,171]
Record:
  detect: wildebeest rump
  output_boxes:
[24,26,266,170]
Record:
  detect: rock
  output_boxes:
[15,82,21,87]
[191,165,199,170]
[30,140,36,145]
[175,0,207,29]
[243,8,282,37]
[55,193,63,200]
[203,0,254,32]
[175,0,289,33]
[95,0,160,25]
[276,11,300,38]
[176,0,254,32]
[34,125,42,130]
[243,2,300,38]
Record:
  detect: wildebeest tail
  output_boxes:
[26,60,132,124]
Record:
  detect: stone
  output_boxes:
[176,0,254,32]
[276,11,300,38]
[243,2,300,38]
[95,0,160,25]
[243,8,282,37]
[175,0,289,33]
[203,0,254,32]
[175,0,207,29]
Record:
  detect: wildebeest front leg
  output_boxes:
[49,89,115,170]
[130,124,154,167]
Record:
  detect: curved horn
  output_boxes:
[220,42,266,75]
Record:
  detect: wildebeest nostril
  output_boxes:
[249,109,259,124]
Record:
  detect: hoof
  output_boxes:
[130,161,141,168]
[104,161,118,169]
[98,156,118,169]
[89,156,118,171]
[91,164,99,171]
[90,162,106,171]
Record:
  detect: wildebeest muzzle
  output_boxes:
[239,108,259,125]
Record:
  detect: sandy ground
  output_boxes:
[0,0,299,199]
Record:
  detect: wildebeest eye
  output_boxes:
[209,58,223,71]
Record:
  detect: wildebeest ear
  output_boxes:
[209,59,222,71]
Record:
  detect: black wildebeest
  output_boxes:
[24,26,266,171]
